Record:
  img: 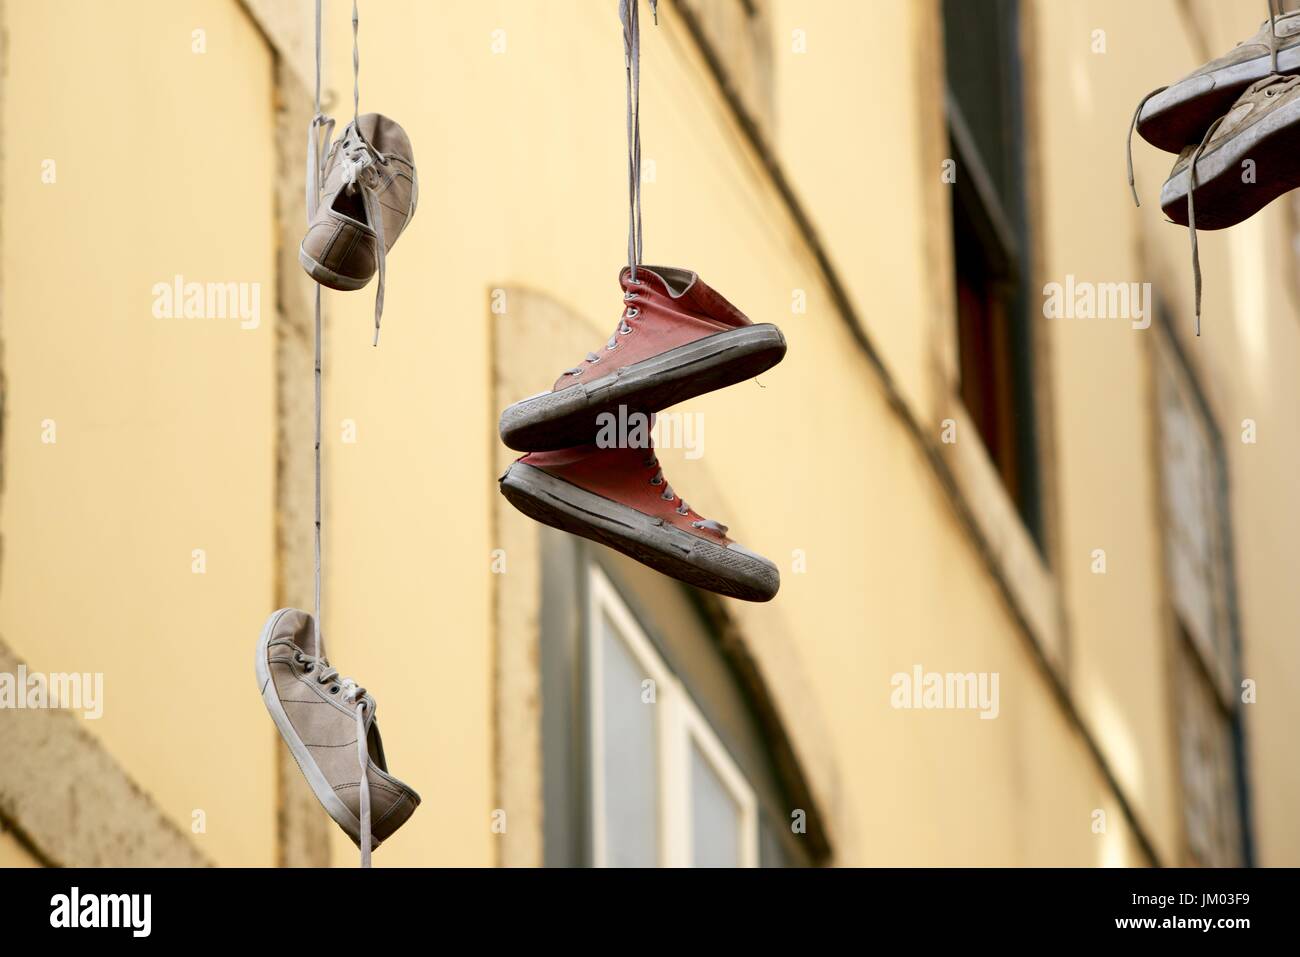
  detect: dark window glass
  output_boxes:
[942,0,1043,546]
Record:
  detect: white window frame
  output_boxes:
[587,565,758,868]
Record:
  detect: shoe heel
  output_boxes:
[298,247,371,292]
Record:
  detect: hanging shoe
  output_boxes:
[499,266,785,451]
[1161,74,1300,229]
[498,442,780,602]
[1160,73,1300,335]
[300,113,417,343]
[255,608,420,865]
[1132,4,1300,154]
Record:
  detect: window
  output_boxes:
[942,0,1043,545]
[1155,327,1251,867]
[538,530,818,867]
[589,567,758,867]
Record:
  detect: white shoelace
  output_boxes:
[306,0,374,869]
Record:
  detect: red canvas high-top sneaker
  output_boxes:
[499,442,779,602]
[499,265,786,451]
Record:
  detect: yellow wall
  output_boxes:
[1,0,277,865]
[318,0,1140,866]
[1,0,1296,867]
[0,830,38,868]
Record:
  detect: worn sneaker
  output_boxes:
[1133,6,1300,154]
[498,442,780,602]
[300,113,417,343]
[498,266,785,452]
[1158,74,1300,334]
[255,608,419,865]
[1161,74,1300,229]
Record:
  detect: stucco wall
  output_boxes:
[0,0,1295,868]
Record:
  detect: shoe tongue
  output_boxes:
[621,265,668,293]
[281,610,325,659]
[364,713,388,771]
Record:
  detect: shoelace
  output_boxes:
[281,640,376,868]
[337,130,390,347]
[1128,0,1287,208]
[567,0,658,378]
[1126,85,1168,207]
[1130,0,1289,335]
[620,0,657,283]
[566,285,645,376]
[307,1,391,347]
[305,1,373,869]
[643,453,728,534]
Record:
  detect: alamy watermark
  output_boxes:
[50,887,150,937]
[595,406,705,459]
[1043,275,1151,330]
[0,666,103,719]
[151,275,261,330]
[890,665,999,719]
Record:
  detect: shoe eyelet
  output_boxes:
[626,307,640,319]
[293,652,305,664]
[619,326,633,336]
[329,686,340,694]
[623,291,637,301]
[661,491,674,502]
[606,342,618,351]
[304,663,314,674]
[571,368,584,377]
[677,505,689,515]
[650,476,663,486]
[589,355,601,364]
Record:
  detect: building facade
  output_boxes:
[0,0,1297,867]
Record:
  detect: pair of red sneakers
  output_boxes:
[498,265,786,601]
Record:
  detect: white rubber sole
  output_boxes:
[298,246,371,292]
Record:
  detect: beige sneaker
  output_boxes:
[1158,74,1300,334]
[1133,6,1300,153]
[255,608,419,865]
[300,113,417,343]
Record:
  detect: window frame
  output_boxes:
[586,564,759,868]
[1150,317,1253,867]
[941,0,1044,548]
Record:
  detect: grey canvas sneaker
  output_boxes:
[300,113,417,344]
[256,608,419,866]
[1158,74,1300,335]
[1161,74,1300,229]
[1133,5,1300,154]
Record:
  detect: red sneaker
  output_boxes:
[499,443,779,602]
[499,265,785,451]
